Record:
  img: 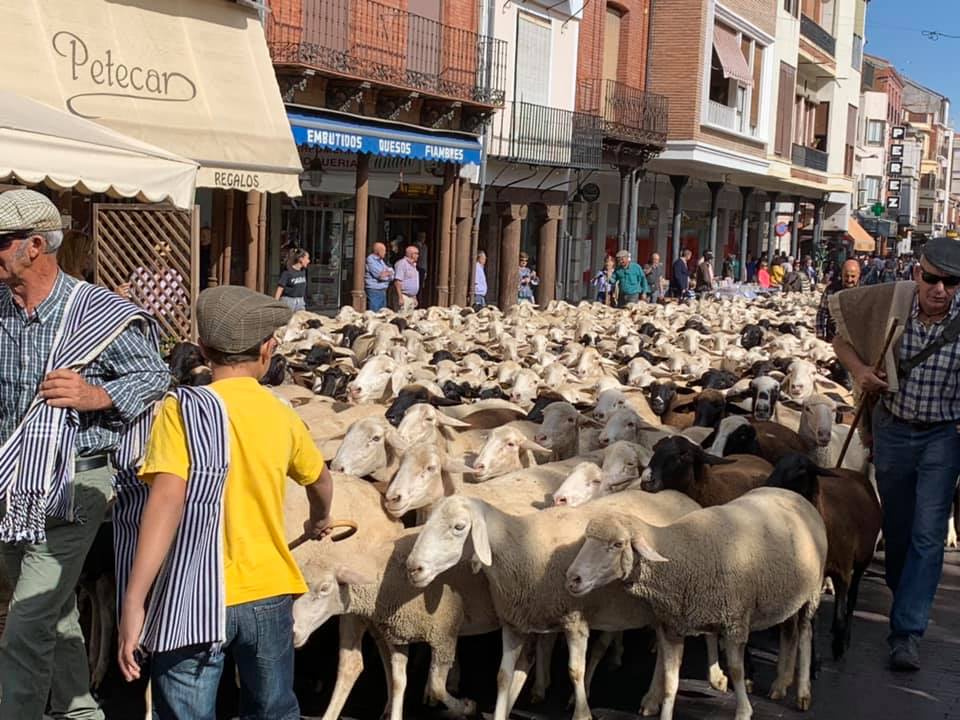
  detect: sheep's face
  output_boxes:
[330,418,400,476]
[599,408,641,447]
[566,521,633,596]
[601,442,649,492]
[348,357,395,403]
[707,416,752,456]
[397,405,444,446]
[800,397,835,447]
[552,462,604,507]
[510,371,540,406]
[750,376,781,421]
[647,383,677,417]
[472,428,548,480]
[642,437,698,494]
[407,498,479,587]
[385,446,445,517]
[593,391,626,423]
[292,565,347,647]
[535,403,580,449]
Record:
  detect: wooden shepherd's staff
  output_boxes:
[836,321,899,469]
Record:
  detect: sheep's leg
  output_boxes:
[609,630,624,669]
[844,565,867,653]
[494,626,527,720]
[424,648,476,717]
[640,637,665,717]
[370,629,396,716]
[565,622,592,720]
[583,630,615,699]
[506,635,536,710]
[830,576,849,660]
[769,616,798,701]
[705,633,728,692]
[530,632,557,704]
[796,611,815,711]
[655,627,684,720]
[321,616,366,720]
[722,635,752,720]
[386,645,410,720]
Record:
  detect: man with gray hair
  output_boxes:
[0,189,169,717]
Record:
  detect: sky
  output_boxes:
[865,0,960,113]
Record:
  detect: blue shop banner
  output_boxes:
[288,110,483,166]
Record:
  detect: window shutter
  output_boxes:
[750,45,763,130]
[775,62,796,157]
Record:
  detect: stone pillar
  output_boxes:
[813,198,825,250]
[453,179,472,307]
[792,198,803,259]
[669,175,689,263]
[707,181,723,259]
[498,203,526,310]
[538,205,562,306]
[436,164,456,307]
[244,190,260,290]
[766,191,780,264]
[628,169,642,259]
[618,166,631,247]
[739,187,753,281]
[351,153,370,311]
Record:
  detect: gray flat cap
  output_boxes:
[921,237,960,276]
[0,189,63,235]
[197,285,292,353]
[615,250,629,258]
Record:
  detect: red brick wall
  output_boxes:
[577,0,652,103]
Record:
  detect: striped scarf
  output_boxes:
[0,282,157,544]
[113,386,230,653]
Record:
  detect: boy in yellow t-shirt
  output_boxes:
[116,286,333,720]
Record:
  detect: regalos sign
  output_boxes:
[52,31,197,118]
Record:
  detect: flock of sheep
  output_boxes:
[271,294,885,720]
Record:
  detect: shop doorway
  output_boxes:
[281,204,355,314]
[384,195,437,305]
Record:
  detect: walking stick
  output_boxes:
[287,519,358,551]
[836,321,899,469]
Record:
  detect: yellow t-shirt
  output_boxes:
[139,377,325,606]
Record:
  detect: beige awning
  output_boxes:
[713,24,754,87]
[0,92,198,209]
[848,218,876,252]
[0,0,302,197]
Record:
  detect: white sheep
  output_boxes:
[565,487,828,719]
[405,490,708,720]
[532,402,600,461]
[471,423,552,480]
[553,441,653,507]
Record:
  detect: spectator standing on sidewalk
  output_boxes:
[695,251,715,294]
[394,245,420,311]
[364,241,394,312]
[670,248,692,298]
[612,250,649,306]
[816,259,861,340]
[593,255,616,305]
[474,251,488,308]
[645,253,664,303]
[518,252,539,303]
[830,237,960,672]
[274,249,310,312]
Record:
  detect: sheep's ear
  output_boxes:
[442,458,476,475]
[467,503,492,567]
[335,566,375,587]
[635,446,654,467]
[631,533,668,563]
[520,438,551,454]
[578,415,602,428]
[781,399,803,411]
[436,413,472,428]
[724,402,751,416]
[384,425,407,452]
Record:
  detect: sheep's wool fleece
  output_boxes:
[828,281,915,394]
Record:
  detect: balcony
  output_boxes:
[792,143,829,172]
[800,15,836,57]
[492,101,602,169]
[706,99,757,138]
[576,79,668,145]
[266,0,507,107]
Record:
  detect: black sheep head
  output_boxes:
[642,436,734,494]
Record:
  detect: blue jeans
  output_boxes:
[150,595,299,720]
[872,403,960,641]
[366,287,387,311]
[473,294,486,308]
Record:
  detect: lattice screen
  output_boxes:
[93,204,199,342]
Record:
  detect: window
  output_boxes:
[845,104,857,176]
[860,176,881,205]
[775,63,796,156]
[919,207,932,224]
[515,13,551,106]
[866,119,884,144]
[852,34,863,72]
[784,0,800,16]
[707,22,764,137]
[921,173,937,190]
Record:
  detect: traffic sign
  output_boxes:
[775,222,789,237]
[579,182,601,203]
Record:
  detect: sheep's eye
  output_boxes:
[453,522,467,532]
[507,441,516,448]
[590,478,602,486]
[427,465,437,473]
[318,582,333,594]
[612,541,625,549]
[625,462,636,468]
[627,422,635,428]
[567,418,575,424]
[371,435,382,443]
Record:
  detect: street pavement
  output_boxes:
[98,551,960,719]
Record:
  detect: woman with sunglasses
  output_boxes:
[831,237,960,673]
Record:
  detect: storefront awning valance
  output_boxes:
[289,111,484,166]
[848,218,877,252]
[0,92,198,210]
[0,0,302,197]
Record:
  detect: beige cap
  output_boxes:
[0,189,64,235]
[197,285,292,353]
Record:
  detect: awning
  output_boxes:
[713,24,754,87]
[0,0,302,196]
[0,92,198,210]
[848,218,877,252]
[289,110,484,166]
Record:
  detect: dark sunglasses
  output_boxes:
[920,270,960,288]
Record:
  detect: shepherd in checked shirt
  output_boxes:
[831,237,960,673]
[0,189,169,719]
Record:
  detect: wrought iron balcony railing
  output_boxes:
[792,143,829,172]
[491,101,603,169]
[576,79,668,145]
[267,0,507,106]
[800,14,836,57]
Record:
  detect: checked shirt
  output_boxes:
[887,294,960,423]
[0,271,170,453]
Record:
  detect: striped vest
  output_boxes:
[0,282,158,544]
[113,386,230,653]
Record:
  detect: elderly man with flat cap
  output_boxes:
[0,189,169,717]
[832,236,960,671]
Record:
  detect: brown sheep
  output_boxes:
[705,416,807,466]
